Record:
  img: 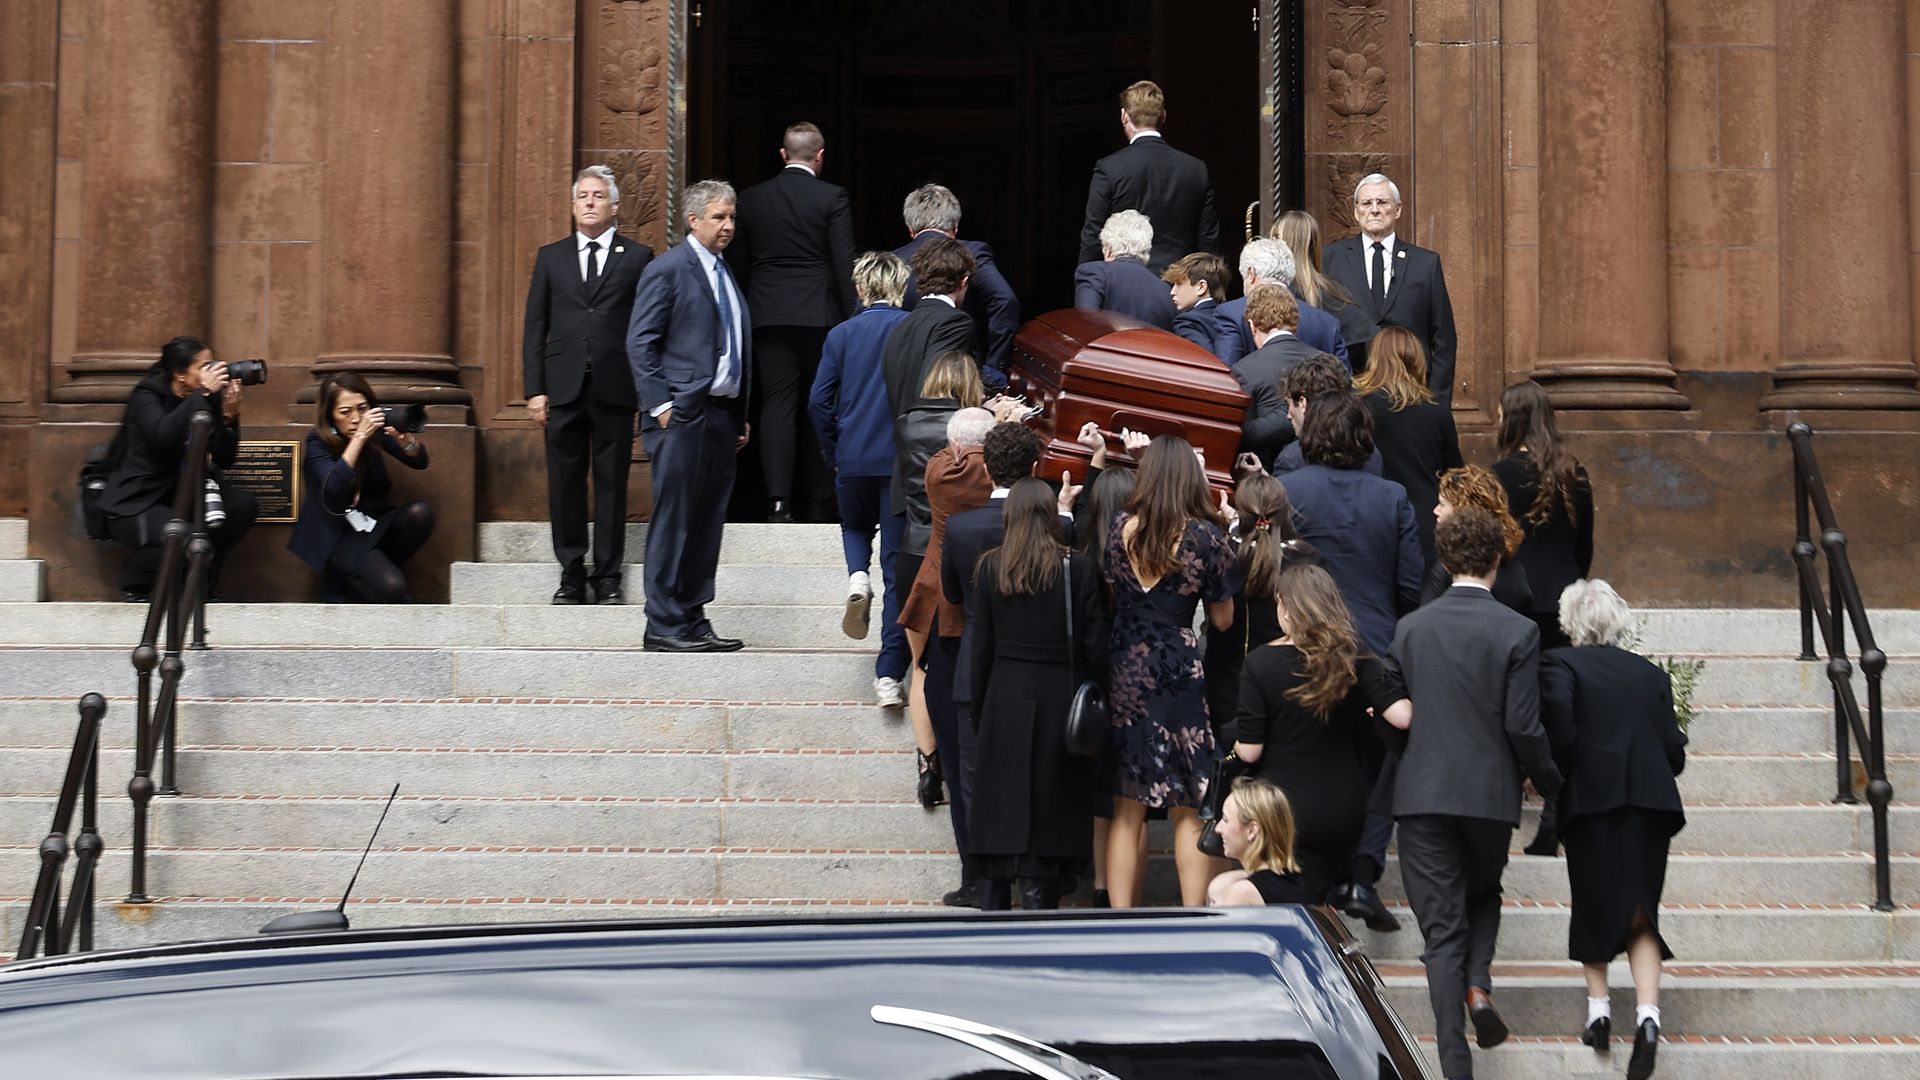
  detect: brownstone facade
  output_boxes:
[2,0,1916,604]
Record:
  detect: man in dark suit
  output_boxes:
[1386,507,1562,1080]
[1162,252,1231,355]
[884,239,981,520]
[1231,285,1319,468]
[728,122,857,522]
[1323,173,1458,404]
[1270,354,1383,477]
[522,165,655,605]
[894,183,1019,391]
[1073,210,1177,330]
[1214,238,1349,368]
[627,180,752,653]
[1077,80,1219,272]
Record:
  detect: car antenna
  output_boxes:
[260,783,400,935]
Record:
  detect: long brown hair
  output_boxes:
[1233,473,1308,600]
[1437,466,1524,559]
[315,372,381,468]
[919,350,984,408]
[1353,326,1432,411]
[1276,564,1361,719]
[1497,380,1583,528]
[1123,435,1224,582]
[1272,210,1352,310]
[987,477,1065,595]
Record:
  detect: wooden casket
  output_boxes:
[1008,309,1249,491]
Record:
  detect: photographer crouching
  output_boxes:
[290,374,434,603]
[100,336,258,602]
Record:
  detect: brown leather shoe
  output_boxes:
[1467,987,1509,1048]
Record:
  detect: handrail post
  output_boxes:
[1790,425,1817,661]
[1863,646,1894,913]
[1829,551,1855,805]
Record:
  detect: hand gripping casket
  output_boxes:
[1008,309,1249,491]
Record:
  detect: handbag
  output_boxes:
[1196,751,1251,857]
[1061,553,1106,759]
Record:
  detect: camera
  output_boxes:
[381,404,427,434]
[227,359,268,386]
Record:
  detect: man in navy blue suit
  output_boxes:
[1073,210,1176,330]
[895,184,1019,391]
[1215,238,1349,368]
[1163,252,1232,355]
[627,180,753,653]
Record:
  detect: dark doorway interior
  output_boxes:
[689,0,1261,518]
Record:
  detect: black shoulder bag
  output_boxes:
[1061,554,1106,759]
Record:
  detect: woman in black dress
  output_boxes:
[1421,466,1533,613]
[1230,564,1410,900]
[1356,326,1462,564]
[1206,776,1320,906]
[1492,379,1593,650]
[968,479,1111,909]
[1204,472,1318,744]
[1542,579,1687,1080]
[289,373,433,602]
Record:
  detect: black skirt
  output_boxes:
[1563,805,1682,963]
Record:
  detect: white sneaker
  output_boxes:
[874,676,906,708]
[843,572,873,639]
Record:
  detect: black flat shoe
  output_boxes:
[1341,883,1402,933]
[1523,830,1560,857]
[1092,889,1111,909]
[643,632,722,653]
[552,582,586,605]
[941,886,980,909]
[916,750,946,808]
[1627,1019,1658,1080]
[1581,1015,1611,1050]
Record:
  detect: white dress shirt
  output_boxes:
[1129,129,1164,145]
[1365,232,1399,294]
[783,162,816,176]
[576,228,615,283]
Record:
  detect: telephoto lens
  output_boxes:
[203,478,227,529]
[227,359,268,386]
[381,404,427,433]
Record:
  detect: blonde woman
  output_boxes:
[1206,776,1318,906]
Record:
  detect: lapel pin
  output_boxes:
[1396,249,1407,259]
[615,246,625,254]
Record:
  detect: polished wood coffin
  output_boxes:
[1008,308,1249,490]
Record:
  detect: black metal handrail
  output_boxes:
[17,694,108,960]
[127,410,217,904]
[1788,422,1894,912]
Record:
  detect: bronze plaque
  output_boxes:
[225,441,302,524]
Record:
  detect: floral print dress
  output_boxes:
[1104,514,1237,810]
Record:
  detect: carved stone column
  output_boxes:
[53,0,216,403]
[1531,0,1687,409]
[1761,1,1920,411]
[308,0,469,409]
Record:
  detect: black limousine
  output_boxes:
[0,907,1433,1080]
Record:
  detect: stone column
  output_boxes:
[1761,1,1920,411]
[1531,0,1688,409]
[308,0,469,409]
[54,0,216,403]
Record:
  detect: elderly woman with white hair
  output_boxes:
[1072,210,1175,330]
[1540,578,1688,1080]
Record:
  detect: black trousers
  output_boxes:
[751,325,831,509]
[546,390,636,587]
[639,401,738,638]
[107,486,259,596]
[1397,813,1513,1079]
[926,618,979,888]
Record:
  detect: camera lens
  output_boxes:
[381,404,427,433]
[228,359,268,386]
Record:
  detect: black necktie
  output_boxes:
[585,240,601,291]
[1370,241,1386,308]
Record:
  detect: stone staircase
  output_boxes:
[0,519,1913,1076]
[0,520,44,601]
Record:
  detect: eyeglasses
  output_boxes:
[1355,199,1396,210]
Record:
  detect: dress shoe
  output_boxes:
[1626,1019,1658,1080]
[687,629,744,652]
[1092,888,1111,909]
[1466,988,1509,1049]
[643,632,724,653]
[1019,877,1061,910]
[591,582,622,605]
[121,591,150,604]
[1580,1015,1611,1050]
[916,749,947,809]
[1339,882,1402,933]
[941,885,981,909]
[1523,829,1560,857]
[551,582,586,605]
[768,498,795,524]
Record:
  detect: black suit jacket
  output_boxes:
[522,231,653,408]
[1173,299,1231,357]
[1324,234,1457,403]
[882,299,981,419]
[1077,135,1220,271]
[1230,334,1319,467]
[728,166,857,328]
[1540,645,1687,826]
[940,500,1006,705]
[896,231,1020,382]
[1072,256,1176,330]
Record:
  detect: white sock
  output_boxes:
[848,571,871,597]
[1587,996,1611,1025]
[1636,1004,1660,1028]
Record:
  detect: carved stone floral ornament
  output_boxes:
[1324,0,1389,144]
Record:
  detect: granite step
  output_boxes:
[0,520,25,560]
[1412,1036,1920,1080]
[476,521,846,565]
[1371,852,1920,907]
[450,562,856,606]
[0,561,44,603]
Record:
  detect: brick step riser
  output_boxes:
[1415,1041,1920,1080]
[1382,979,1920,1039]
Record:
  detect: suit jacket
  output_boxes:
[1172,298,1231,357]
[895,231,1020,383]
[883,299,981,421]
[1230,334,1319,467]
[1540,644,1688,825]
[1214,292,1350,369]
[941,499,1008,704]
[100,373,241,518]
[1388,585,1563,823]
[1324,234,1457,403]
[625,239,754,422]
[1279,462,1424,656]
[727,166,857,328]
[522,230,653,408]
[809,303,911,477]
[1073,256,1175,330]
[1077,135,1219,271]
[288,430,430,572]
